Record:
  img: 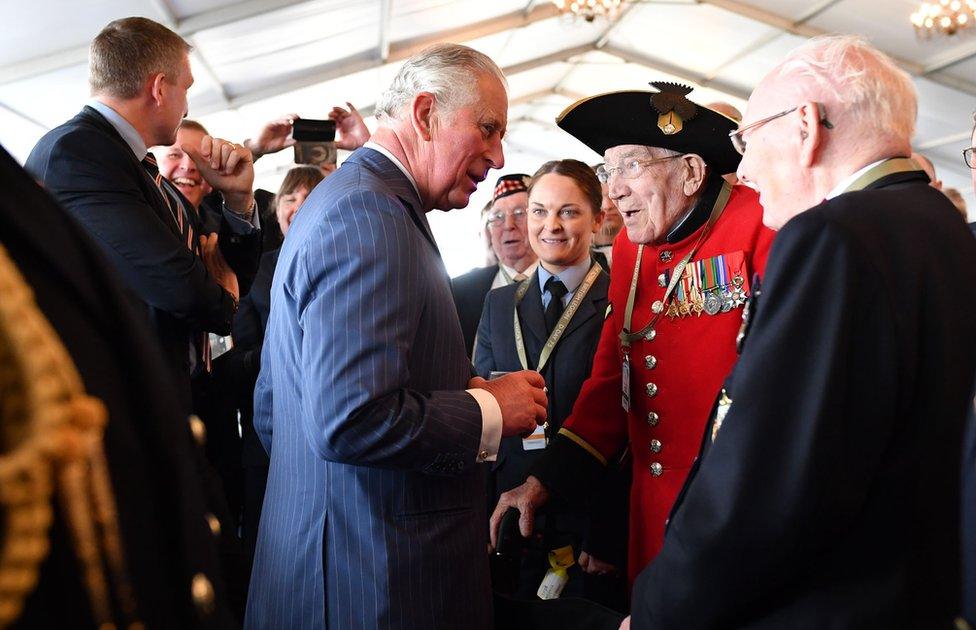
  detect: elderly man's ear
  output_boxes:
[681,154,708,196]
[798,101,826,167]
[410,92,437,141]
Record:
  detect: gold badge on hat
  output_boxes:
[649,82,698,136]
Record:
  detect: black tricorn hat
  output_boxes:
[556,82,742,175]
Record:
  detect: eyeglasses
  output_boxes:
[964,147,975,169]
[729,102,834,155]
[486,208,527,227]
[595,154,683,184]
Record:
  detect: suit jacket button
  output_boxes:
[478,449,489,462]
[644,329,656,341]
[188,414,206,446]
[646,411,659,427]
[191,573,215,614]
[651,300,664,314]
[650,439,662,454]
[649,462,663,476]
[206,513,221,537]
[644,355,657,369]
[645,383,658,397]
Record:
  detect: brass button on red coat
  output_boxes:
[649,462,663,476]
[644,355,657,369]
[650,439,662,454]
[645,383,658,397]
[646,411,659,427]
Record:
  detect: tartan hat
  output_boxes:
[556,82,742,175]
[493,173,531,202]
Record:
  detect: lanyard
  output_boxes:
[841,157,921,194]
[513,262,603,373]
[619,180,733,353]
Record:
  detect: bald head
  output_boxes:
[759,35,914,158]
[737,36,917,230]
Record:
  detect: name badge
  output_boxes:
[522,424,546,451]
[621,355,631,412]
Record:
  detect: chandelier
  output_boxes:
[910,0,976,37]
[552,0,624,22]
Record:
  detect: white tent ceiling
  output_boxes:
[2,0,975,275]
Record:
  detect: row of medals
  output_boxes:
[663,273,747,319]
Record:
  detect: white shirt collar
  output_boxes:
[825,159,887,200]
[364,141,420,200]
[88,99,148,160]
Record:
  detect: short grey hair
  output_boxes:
[773,35,916,143]
[375,43,507,122]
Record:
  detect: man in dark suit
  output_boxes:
[245,44,548,629]
[25,16,259,416]
[626,35,976,629]
[453,173,538,358]
[0,144,237,628]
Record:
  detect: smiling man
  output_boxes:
[490,83,775,588]
[453,173,538,357]
[246,43,549,630]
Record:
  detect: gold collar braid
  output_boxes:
[0,242,140,629]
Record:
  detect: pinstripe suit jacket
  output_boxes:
[245,148,492,630]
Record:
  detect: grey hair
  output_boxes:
[375,43,507,122]
[773,35,917,142]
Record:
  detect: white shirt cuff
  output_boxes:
[467,388,502,463]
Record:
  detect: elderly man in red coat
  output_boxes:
[490,83,775,585]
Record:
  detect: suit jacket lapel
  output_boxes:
[518,271,548,347]
[81,106,183,239]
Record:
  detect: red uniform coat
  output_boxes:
[538,185,774,583]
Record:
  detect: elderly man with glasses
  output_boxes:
[490,82,775,588]
[453,174,539,358]
[622,36,976,629]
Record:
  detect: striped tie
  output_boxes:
[141,152,212,372]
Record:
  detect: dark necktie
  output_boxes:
[544,277,568,334]
[142,153,211,371]
[142,153,194,251]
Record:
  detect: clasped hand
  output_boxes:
[182,135,255,214]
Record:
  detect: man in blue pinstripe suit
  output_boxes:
[245,44,548,630]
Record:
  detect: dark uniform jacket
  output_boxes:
[452,263,499,358]
[475,263,629,607]
[25,106,259,414]
[632,168,976,629]
[0,145,236,628]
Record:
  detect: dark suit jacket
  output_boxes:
[25,106,254,413]
[452,263,499,358]
[0,144,236,628]
[232,248,279,469]
[633,170,976,629]
[474,266,628,564]
[475,265,608,494]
